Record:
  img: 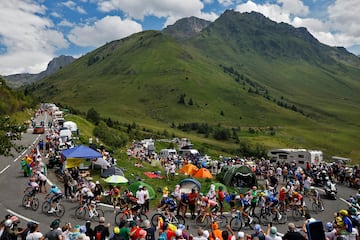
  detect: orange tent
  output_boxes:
[194,168,213,179]
[180,164,199,176]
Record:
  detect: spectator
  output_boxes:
[118,220,130,240]
[93,217,109,240]
[43,219,62,240]
[237,232,245,240]
[143,220,156,240]
[324,222,336,240]
[85,221,94,240]
[282,223,306,240]
[248,224,265,240]
[265,225,281,240]
[193,228,208,240]
[26,223,43,240]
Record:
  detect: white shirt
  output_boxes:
[143,189,150,200]
[136,190,145,204]
[26,232,43,240]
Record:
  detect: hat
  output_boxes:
[50,219,60,229]
[95,181,100,184]
[99,217,105,223]
[202,230,209,238]
[270,227,277,237]
[288,223,296,231]
[113,227,120,234]
[80,225,86,233]
[175,229,182,237]
[144,220,151,228]
[254,224,261,232]
[237,232,245,239]
[139,185,143,189]
[178,224,185,231]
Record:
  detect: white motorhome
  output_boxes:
[178,149,200,159]
[159,149,177,159]
[267,148,323,167]
[54,111,64,119]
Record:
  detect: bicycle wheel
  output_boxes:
[115,211,124,226]
[311,202,321,213]
[41,201,51,214]
[292,208,302,221]
[22,195,29,207]
[32,197,40,211]
[75,206,87,219]
[93,208,104,222]
[261,212,272,226]
[195,214,209,227]
[136,213,149,228]
[55,204,65,217]
[151,213,164,227]
[173,215,185,225]
[216,215,228,229]
[230,217,243,231]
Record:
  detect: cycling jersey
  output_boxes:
[165,198,177,211]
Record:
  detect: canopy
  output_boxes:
[104,175,128,184]
[101,166,124,178]
[180,164,198,176]
[179,178,201,193]
[222,165,257,189]
[128,181,156,199]
[61,145,102,159]
[194,168,213,179]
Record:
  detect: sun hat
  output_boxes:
[254,224,261,232]
[270,227,277,237]
[178,224,185,231]
[175,229,183,237]
[237,231,245,239]
[113,227,120,234]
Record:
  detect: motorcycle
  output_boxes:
[324,181,337,200]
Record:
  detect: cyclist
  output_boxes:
[45,185,63,213]
[158,194,177,221]
[292,191,305,216]
[265,194,282,220]
[23,177,39,208]
[110,185,121,213]
[202,196,219,221]
[80,184,95,218]
[309,186,324,211]
[234,194,253,224]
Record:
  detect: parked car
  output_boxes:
[33,126,45,134]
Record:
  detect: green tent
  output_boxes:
[222,165,257,189]
[128,181,156,200]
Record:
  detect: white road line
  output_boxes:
[0,165,11,175]
[6,209,38,224]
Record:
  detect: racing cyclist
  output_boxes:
[265,193,282,220]
[80,184,95,218]
[292,191,306,216]
[23,177,39,208]
[158,194,177,221]
[45,185,63,213]
[310,186,324,211]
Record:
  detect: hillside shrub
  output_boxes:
[93,121,128,148]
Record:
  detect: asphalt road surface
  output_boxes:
[0,112,358,237]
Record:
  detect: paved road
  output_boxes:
[0,112,358,236]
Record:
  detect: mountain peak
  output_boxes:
[163,16,211,40]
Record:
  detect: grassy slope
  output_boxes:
[34,29,360,161]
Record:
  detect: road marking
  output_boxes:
[6,209,38,224]
[0,165,11,175]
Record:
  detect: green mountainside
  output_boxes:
[29,10,360,160]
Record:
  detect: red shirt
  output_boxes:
[188,192,198,204]
[279,190,286,201]
[218,190,225,202]
[167,230,176,240]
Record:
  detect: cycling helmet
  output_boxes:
[326,222,333,231]
[292,191,298,196]
[4,219,13,227]
[235,195,241,200]
[51,185,57,188]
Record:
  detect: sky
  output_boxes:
[0,0,359,75]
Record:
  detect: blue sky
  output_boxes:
[0,0,359,75]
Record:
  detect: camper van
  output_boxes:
[54,111,64,119]
[178,149,200,159]
[267,149,323,168]
[159,149,177,159]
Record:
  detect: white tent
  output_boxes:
[63,121,78,132]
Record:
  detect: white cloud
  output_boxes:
[68,16,142,47]
[0,1,68,75]
[218,0,234,7]
[97,0,204,20]
[277,0,309,17]
[327,0,360,36]
[61,0,87,14]
[58,19,74,27]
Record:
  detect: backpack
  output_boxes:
[95,229,102,240]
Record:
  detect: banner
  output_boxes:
[65,158,84,169]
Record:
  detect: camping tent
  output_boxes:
[179,178,201,193]
[180,164,198,176]
[193,168,213,179]
[101,166,124,178]
[128,181,156,199]
[222,165,257,189]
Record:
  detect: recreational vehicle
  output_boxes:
[159,149,177,159]
[267,148,323,168]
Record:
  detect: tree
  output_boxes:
[0,116,25,156]
[86,107,100,125]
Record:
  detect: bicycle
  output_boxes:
[22,191,39,211]
[290,203,308,221]
[195,210,228,228]
[311,199,324,213]
[41,196,65,217]
[151,210,185,227]
[259,205,287,225]
[115,204,148,226]
[229,209,260,231]
[75,200,104,222]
